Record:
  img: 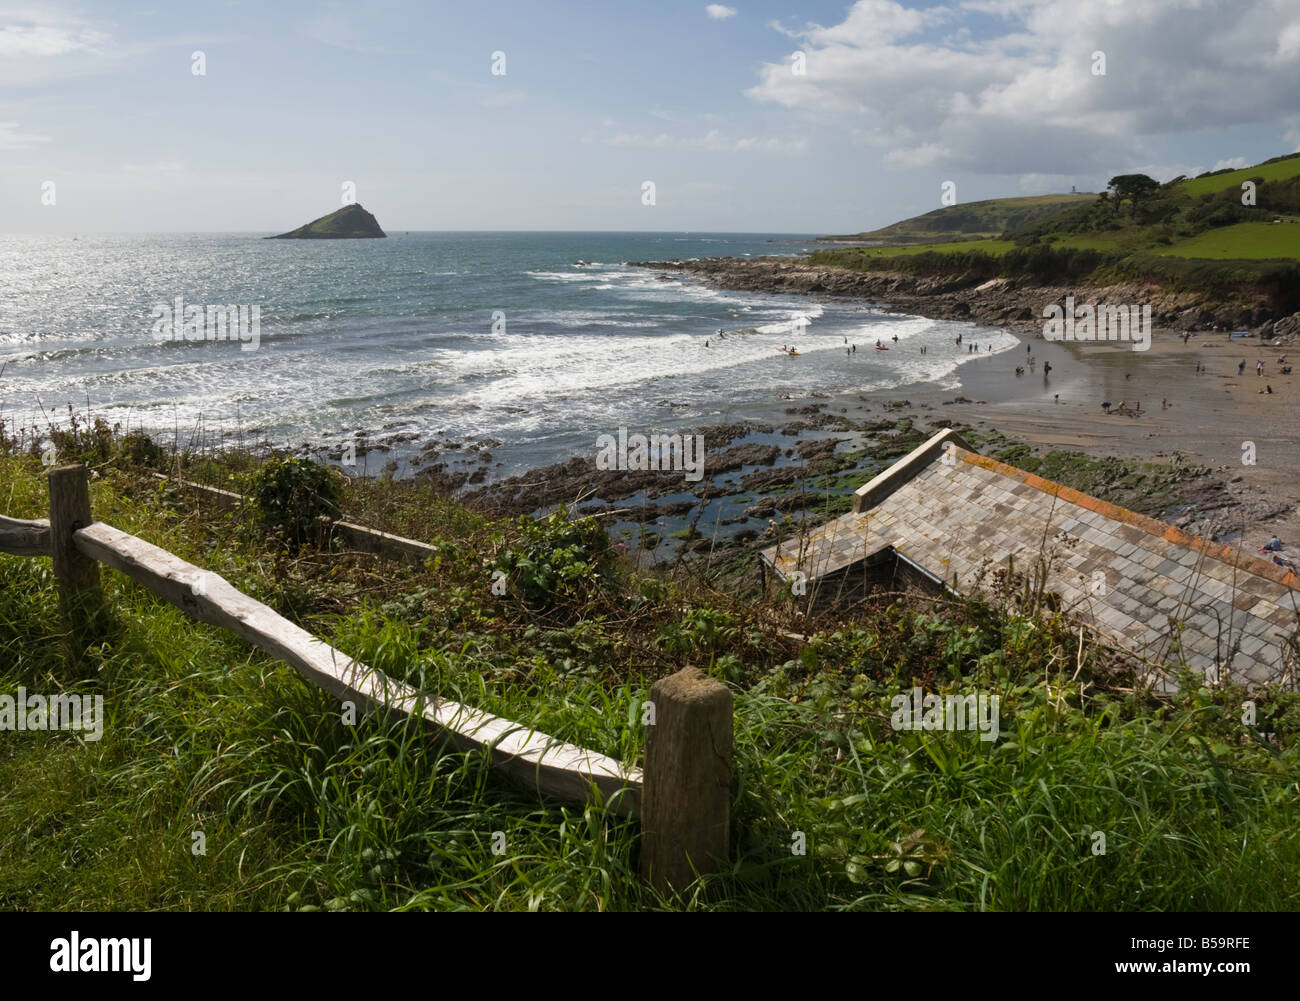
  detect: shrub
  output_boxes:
[491,506,613,612]
[249,457,342,550]
[118,429,167,469]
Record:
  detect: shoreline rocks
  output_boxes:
[629,256,1297,337]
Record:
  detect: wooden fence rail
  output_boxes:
[150,472,439,565]
[0,514,50,557]
[1,464,733,890]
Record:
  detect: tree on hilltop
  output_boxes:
[1107,173,1160,214]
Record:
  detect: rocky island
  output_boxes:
[267,203,387,239]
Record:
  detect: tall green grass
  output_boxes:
[2,447,1298,911]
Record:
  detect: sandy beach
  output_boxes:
[822,327,1300,552]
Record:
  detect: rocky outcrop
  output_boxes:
[268,204,387,239]
[1272,311,1300,339]
[630,257,1291,335]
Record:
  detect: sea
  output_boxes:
[0,232,1016,482]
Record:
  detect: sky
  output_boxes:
[3,0,1299,234]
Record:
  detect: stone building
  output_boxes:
[760,429,1299,690]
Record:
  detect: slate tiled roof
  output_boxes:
[761,430,1299,689]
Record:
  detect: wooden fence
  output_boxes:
[1,464,732,891]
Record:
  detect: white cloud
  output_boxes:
[1211,157,1248,172]
[0,12,217,88]
[705,5,737,21]
[747,0,1300,177]
[0,120,51,150]
[1276,22,1300,60]
[0,21,105,58]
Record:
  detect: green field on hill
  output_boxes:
[815,152,1300,281]
[822,194,1094,245]
[1049,222,1300,260]
[1161,221,1300,259]
[1177,156,1300,198]
[838,238,1015,259]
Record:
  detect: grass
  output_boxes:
[3,430,1300,911]
[1177,156,1300,198]
[823,194,1095,244]
[834,238,1015,259]
[1050,228,1158,254]
[1160,221,1300,260]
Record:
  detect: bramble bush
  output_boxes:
[491,506,613,612]
[249,457,342,551]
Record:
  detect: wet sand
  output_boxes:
[818,328,1300,550]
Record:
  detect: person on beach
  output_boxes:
[1054,393,1059,404]
[892,334,898,343]
[1257,360,1265,376]
[704,340,710,347]
[1161,398,1168,409]
[1239,360,1246,375]
[1263,536,1283,552]
[852,344,856,354]
[1043,361,1052,375]
[956,334,962,345]
[1101,401,1112,413]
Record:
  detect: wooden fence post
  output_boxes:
[639,666,732,893]
[48,463,101,617]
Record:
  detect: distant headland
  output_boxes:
[267,204,387,239]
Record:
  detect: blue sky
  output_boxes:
[4,0,1299,233]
